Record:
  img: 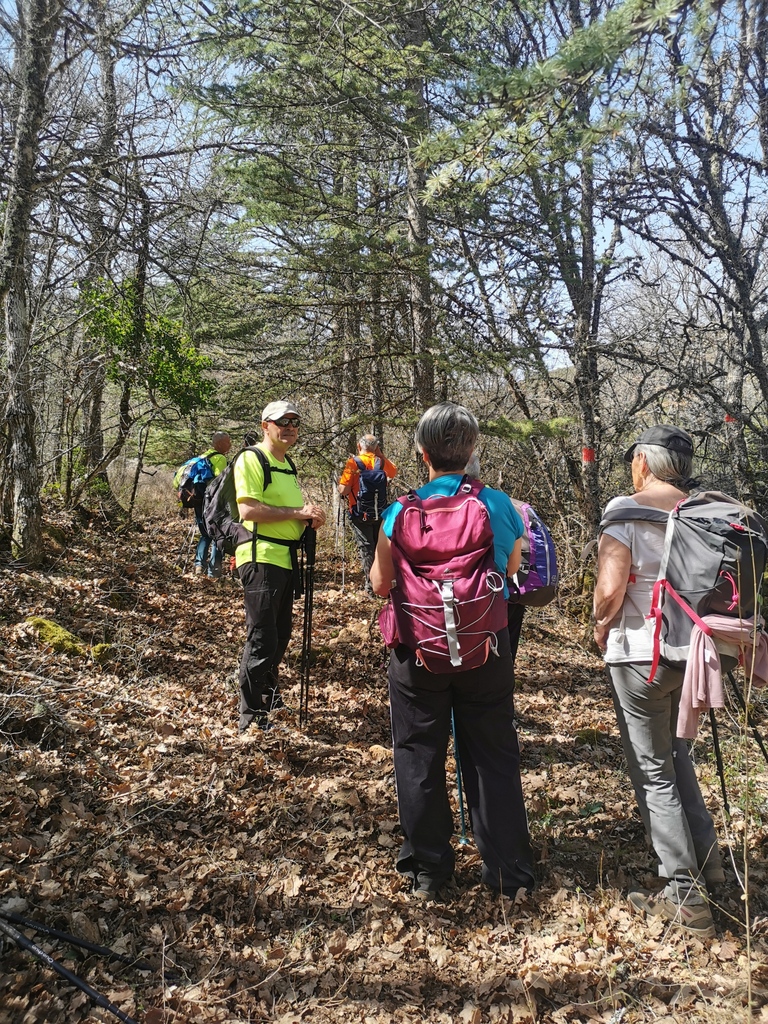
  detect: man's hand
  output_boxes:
[300,503,326,529]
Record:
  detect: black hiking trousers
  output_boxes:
[238,561,293,732]
[388,626,535,896]
[348,516,382,593]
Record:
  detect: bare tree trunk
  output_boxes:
[0,0,64,565]
[572,143,602,543]
[722,328,753,498]
[5,264,42,562]
[403,6,434,409]
[370,277,384,442]
[80,0,119,475]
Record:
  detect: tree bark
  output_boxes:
[0,0,64,565]
[403,5,434,409]
[5,264,42,562]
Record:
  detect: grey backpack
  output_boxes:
[599,491,768,676]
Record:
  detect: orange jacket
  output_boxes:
[339,451,397,513]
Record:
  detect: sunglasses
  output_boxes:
[272,416,300,427]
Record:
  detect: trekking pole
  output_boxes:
[341,504,347,591]
[727,670,768,767]
[299,527,317,728]
[0,916,139,1024]
[450,709,470,845]
[178,522,196,573]
[0,909,157,972]
[708,708,732,824]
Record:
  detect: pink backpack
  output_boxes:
[379,477,508,672]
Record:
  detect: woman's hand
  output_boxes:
[592,533,632,649]
[370,530,395,597]
[593,621,611,651]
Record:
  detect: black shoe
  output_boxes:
[239,710,270,734]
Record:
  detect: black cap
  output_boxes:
[623,425,694,464]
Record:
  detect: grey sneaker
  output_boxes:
[412,873,444,901]
[628,889,715,938]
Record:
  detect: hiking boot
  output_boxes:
[238,710,270,735]
[701,862,726,890]
[628,889,715,938]
[193,565,204,575]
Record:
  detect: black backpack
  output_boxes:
[350,456,389,520]
[176,453,216,509]
[202,446,298,558]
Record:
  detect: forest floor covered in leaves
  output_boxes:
[2,505,768,1024]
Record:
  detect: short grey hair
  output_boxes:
[212,431,231,453]
[635,443,694,487]
[464,453,481,479]
[415,403,479,472]
[358,435,379,452]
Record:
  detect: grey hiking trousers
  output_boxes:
[608,661,722,897]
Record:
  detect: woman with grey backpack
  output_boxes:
[593,425,724,938]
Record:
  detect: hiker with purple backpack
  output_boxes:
[465,454,559,674]
[370,403,535,901]
[593,425,725,938]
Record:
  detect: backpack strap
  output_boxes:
[599,505,670,532]
[396,475,483,520]
[646,578,714,682]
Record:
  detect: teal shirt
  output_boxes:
[381,474,523,578]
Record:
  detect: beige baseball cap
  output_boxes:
[261,401,300,422]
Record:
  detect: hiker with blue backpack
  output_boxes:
[232,401,326,734]
[593,425,733,938]
[338,435,397,596]
[370,403,535,901]
[174,431,231,578]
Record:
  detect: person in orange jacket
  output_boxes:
[338,435,397,595]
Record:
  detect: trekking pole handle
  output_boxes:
[303,525,317,565]
[0,910,152,970]
[0,918,139,1024]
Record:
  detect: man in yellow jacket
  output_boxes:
[234,402,325,733]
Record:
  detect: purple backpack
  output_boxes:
[379,477,508,672]
[507,500,559,607]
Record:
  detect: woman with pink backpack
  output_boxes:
[371,403,535,901]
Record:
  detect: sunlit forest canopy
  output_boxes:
[2,0,767,565]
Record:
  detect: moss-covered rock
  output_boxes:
[91,642,113,664]
[26,617,87,657]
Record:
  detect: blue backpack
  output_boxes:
[507,499,559,607]
[176,453,216,509]
[351,456,389,520]
[203,446,298,558]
